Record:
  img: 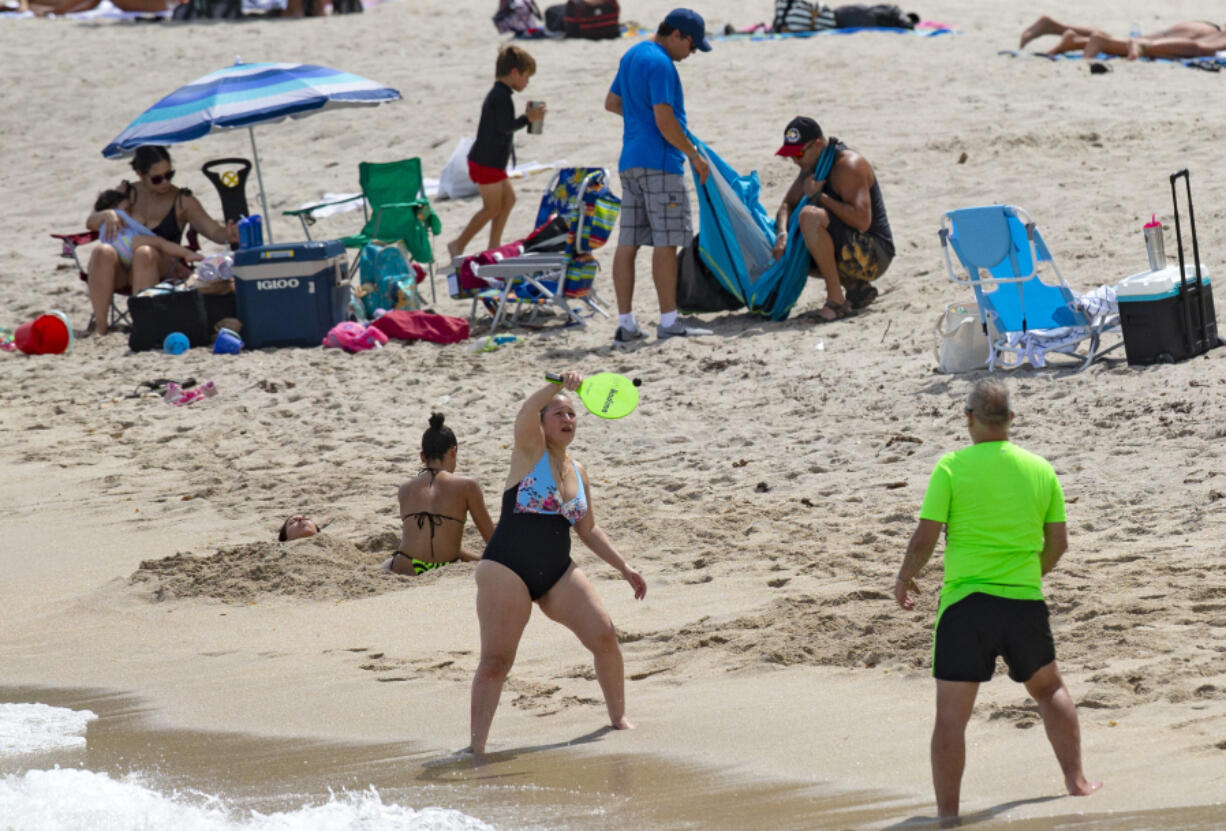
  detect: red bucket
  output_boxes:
[14,312,72,355]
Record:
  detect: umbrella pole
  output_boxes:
[248,126,274,245]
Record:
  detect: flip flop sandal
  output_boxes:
[127,377,197,398]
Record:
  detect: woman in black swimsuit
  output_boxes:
[389,413,494,576]
[85,145,239,336]
[469,371,647,755]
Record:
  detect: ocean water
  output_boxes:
[0,701,493,831]
[1,692,1221,830]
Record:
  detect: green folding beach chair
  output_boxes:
[285,157,442,302]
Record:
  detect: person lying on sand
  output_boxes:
[1021,15,1226,59]
[469,371,646,755]
[387,413,494,576]
[279,514,319,542]
[30,0,173,15]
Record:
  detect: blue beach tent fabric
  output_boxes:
[688,135,836,319]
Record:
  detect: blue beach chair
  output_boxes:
[939,205,1123,371]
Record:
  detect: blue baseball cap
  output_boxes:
[664,8,712,52]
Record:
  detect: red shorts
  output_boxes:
[467,160,508,186]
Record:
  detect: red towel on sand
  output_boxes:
[370,310,470,344]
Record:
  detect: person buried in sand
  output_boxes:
[605,8,714,342]
[469,371,647,755]
[772,116,894,322]
[279,514,319,542]
[893,379,1101,826]
[447,45,545,260]
[388,413,495,576]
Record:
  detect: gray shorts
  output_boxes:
[617,167,692,248]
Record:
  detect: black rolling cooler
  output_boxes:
[1118,170,1221,365]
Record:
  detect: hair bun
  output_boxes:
[428,412,445,430]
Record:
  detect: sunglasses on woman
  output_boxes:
[149,170,175,185]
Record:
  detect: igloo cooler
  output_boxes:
[233,240,350,348]
[1117,263,1217,365]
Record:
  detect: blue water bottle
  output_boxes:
[238,216,252,249]
[250,214,264,247]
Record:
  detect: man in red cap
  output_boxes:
[772,116,894,321]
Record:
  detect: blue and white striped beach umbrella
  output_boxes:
[102,59,401,242]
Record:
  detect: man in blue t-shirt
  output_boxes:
[605,8,713,342]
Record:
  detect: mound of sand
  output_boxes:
[129,532,414,603]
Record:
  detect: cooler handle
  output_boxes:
[1168,169,1210,352]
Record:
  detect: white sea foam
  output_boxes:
[0,702,97,755]
[0,768,497,831]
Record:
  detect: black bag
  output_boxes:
[128,289,207,352]
[523,213,570,253]
[544,2,565,31]
[563,0,620,39]
[676,237,743,313]
[833,3,917,29]
[127,288,237,352]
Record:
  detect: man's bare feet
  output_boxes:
[446,240,463,261]
[611,716,635,730]
[1020,15,1059,49]
[1068,775,1103,797]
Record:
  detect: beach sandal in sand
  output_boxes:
[126,377,196,398]
[164,380,216,406]
[814,298,852,323]
[847,282,879,311]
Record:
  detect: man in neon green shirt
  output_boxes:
[894,379,1101,825]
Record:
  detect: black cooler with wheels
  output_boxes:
[1117,265,1217,365]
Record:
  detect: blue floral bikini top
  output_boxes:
[514,453,587,525]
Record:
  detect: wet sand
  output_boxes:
[5,686,1224,830]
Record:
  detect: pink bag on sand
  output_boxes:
[321,321,389,353]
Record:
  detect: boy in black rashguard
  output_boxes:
[448,45,546,259]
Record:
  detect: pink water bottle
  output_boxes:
[1143,214,1165,271]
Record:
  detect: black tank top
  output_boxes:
[143,190,190,244]
[823,140,894,258]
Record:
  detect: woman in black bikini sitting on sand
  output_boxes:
[388,413,494,576]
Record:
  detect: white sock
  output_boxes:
[659,310,679,328]
[619,313,638,331]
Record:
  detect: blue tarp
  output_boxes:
[688,136,834,320]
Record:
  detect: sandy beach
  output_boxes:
[2,0,1226,826]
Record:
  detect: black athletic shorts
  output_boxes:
[933,592,1055,683]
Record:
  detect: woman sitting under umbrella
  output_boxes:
[85,145,237,335]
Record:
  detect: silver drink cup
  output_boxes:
[527,101,544,135]
[1144,223,1166,271]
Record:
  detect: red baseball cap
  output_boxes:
[775,116,823,157]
